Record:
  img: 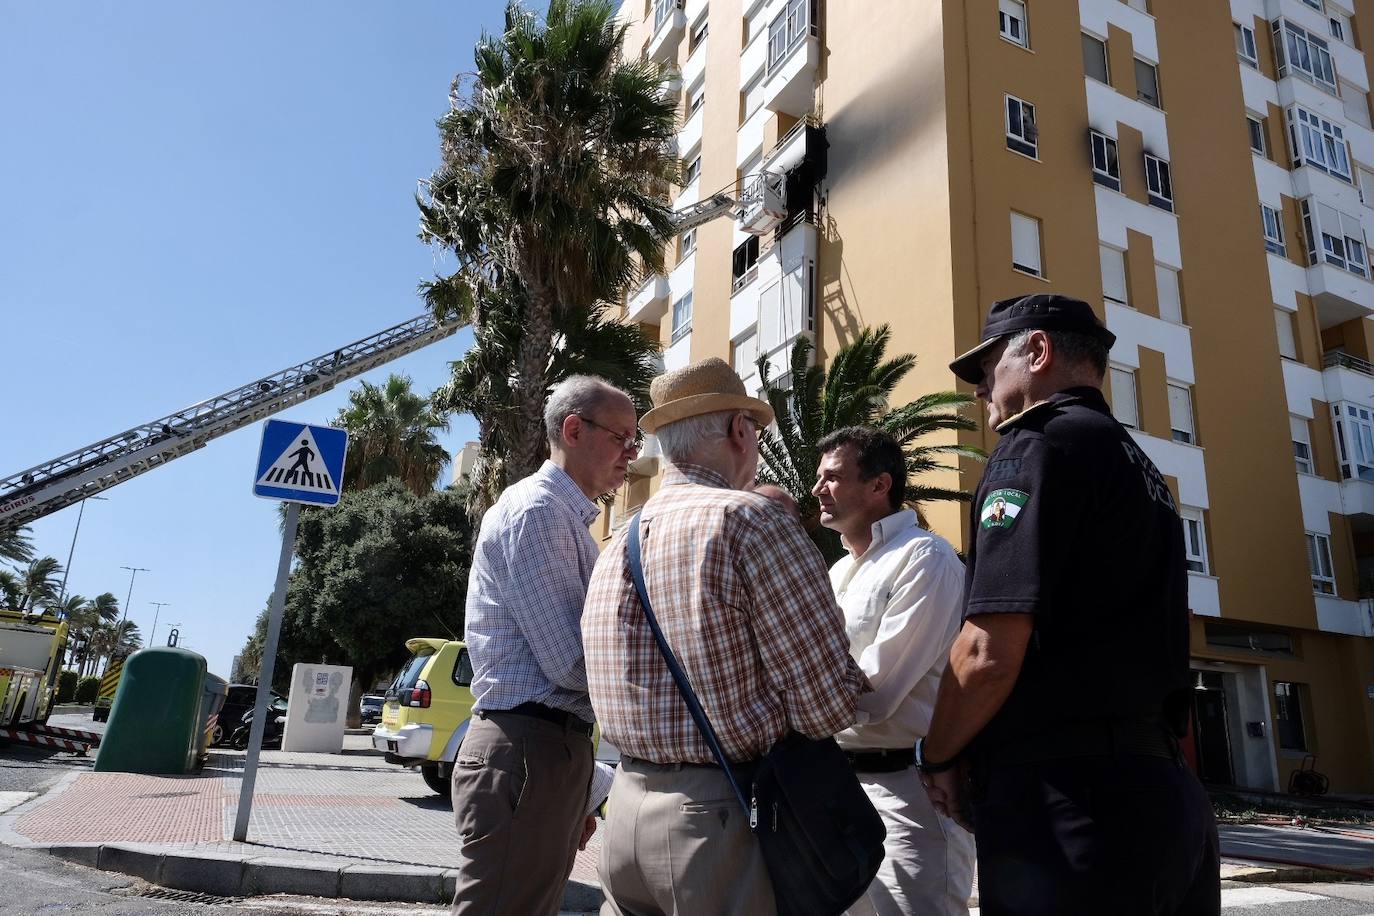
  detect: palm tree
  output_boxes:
[0,571,21,611]
[71,593,120,677]
[91,619,141,674]
[16,556,63,616]
[335,374,451,496]
[0,526,34,570]
[419,0,679,484]
[756,326,985,564]
[433,294,662,515]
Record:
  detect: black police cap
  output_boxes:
[949,293,1117,385]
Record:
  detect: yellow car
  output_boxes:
[372,638,475,796]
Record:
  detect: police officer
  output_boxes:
[916,294,1220,915]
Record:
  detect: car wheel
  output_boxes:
[421,763,452,798]
[210,724,224,747]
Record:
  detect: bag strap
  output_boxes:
[626,512,751,815]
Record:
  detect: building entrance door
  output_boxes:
[1192,671,1235,785]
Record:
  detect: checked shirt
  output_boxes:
[583,463,866,764]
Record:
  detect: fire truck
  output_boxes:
[0,610,68,727]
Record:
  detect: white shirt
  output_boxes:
[830,509,965,750]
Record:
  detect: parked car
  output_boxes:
[371,638,475,796]
[359,694,385,725]
[213,684,287,747]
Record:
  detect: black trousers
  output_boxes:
[971,754,1220,916]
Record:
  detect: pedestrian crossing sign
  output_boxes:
[253,420,349,506]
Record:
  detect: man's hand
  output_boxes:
[920,766,972,833]
[578,814,598,850]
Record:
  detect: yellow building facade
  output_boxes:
[604,0,1374,794]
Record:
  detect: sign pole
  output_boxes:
[233,501,300,843]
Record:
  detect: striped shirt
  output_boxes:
[465,460,600,723]
[583,463,867,764]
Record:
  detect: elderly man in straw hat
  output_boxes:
[583,357,868,915]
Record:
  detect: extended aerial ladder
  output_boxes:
[0,169,789,534]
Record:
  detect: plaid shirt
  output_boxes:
[465,460,601,723]
[583,463,866,764]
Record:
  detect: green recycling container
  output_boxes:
[94,647,207,774]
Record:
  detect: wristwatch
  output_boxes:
[914,737,956,774]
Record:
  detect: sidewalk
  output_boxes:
[3,735,1372,909]
[0,737,603,911]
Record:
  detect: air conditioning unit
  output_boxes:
[740,171,787,235]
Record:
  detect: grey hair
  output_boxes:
[544,375,631,446]
[1005,328,1109,378]
[655,409,737,464]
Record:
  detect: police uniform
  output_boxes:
[945,295,1220,916]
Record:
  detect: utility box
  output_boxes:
[94,647,207,774]
[281,663,351,753]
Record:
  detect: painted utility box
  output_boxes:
[281,663,351,753]
[94,647,206,774]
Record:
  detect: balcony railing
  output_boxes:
[1323,350,1374,376]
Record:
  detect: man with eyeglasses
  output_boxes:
[451,374,640,916]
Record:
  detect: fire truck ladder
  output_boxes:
[0,314,462,532]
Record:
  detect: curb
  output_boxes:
[43,844,604,910]
[1223,862,1367,884]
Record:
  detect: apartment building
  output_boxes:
[605,0,1374,793]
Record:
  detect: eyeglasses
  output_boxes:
[742,415,765,441]
[576,414,644,452]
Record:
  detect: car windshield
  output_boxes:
[391,651,433,693]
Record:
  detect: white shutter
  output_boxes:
[778,264,806,343]
[1360,167,1374,209]
[733,328,759,378]
[1156,265,1182,323]
[1275,308,1298,359]
[1319,202,1342,236]
[1168,384,1194,442]
[758,280,782,354]
[743,76,766,119]
[1342,82,1371,128]
[1011,212,1042,275]
[1341,210,1364,242]
[1100,245,1128,305]
[1110,367,1139,428]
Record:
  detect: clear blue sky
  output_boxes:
[0,2,523,681]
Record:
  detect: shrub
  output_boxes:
[74,676,100,705]
[56,670,79,704]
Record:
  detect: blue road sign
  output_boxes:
[253,420,349,506]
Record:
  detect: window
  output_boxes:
[1090,130,1121,190]
[999,0,1028,47]
[1248,116,1266,155]
[1275,308,1298,360]
[732,328,758,378]
[1109,366,1139,428]
[1292,415,1314,474]
[1330,14,1346,43]
[1204,623,1295,656]
[1274,20,1338,94]
[1144,154,1174,211]
[1262,204,1286,256]
[1005,95,1037,157]
[1168,383,1195,444]
[731,235,760,291]
[1135,59,1161,107]
[689,15,709,50]
[670,291,693,342]
[1100,245,1128,306]
[1235,22,1258,67]
[453,648,474,687]
[744,2,766,44]
[1010,211,1042,277]
[1180,508,1208,574]
[1156,265,1183,323]
[1307,533,1336,594]
[767,0,813,73]
[1301,0,1324,10]
[1300,200,1367,277]
[683,154,702,186]
[740,75,765,122]
[1082,33,1110,84]
[1274,681,1310,751]
[1287,106,1352,182]
[654,0,681,32]
[687,81,705,116]
[1332,402,1374,480]
[679,227,697,257]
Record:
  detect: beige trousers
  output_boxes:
[599,757,775,916]
[449,711,594,916]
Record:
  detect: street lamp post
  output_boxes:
[148,602,171,647]
[56,495,108,607]
[104,566,149,675]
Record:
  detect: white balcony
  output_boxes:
[1315,594,1374,636]
[761,0,818,117]
[1188,573,1221,618]
[647,0,685,63]
[626,273,670,325]
[682,38,708,90]
[1338,477,1374,528]
[1306,261,1374,326]
[763,115,811,173]
[663,329,692,372]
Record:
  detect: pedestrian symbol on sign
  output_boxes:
[253,420,348,506]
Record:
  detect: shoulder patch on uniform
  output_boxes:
[985,457,1023,482]
[980,488,1029,530]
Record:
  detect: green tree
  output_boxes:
[0,526,34,570]
[66,593,120,677]
[432,294,661,514]
[419,0,678,485]
[756,326,985,564]
[15,556,63,616]
[0,571,21,611]
[335,374,451,496]
[234,480,473,697]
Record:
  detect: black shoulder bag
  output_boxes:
[626,513,885,916]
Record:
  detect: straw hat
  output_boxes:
[640,357,775,434]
